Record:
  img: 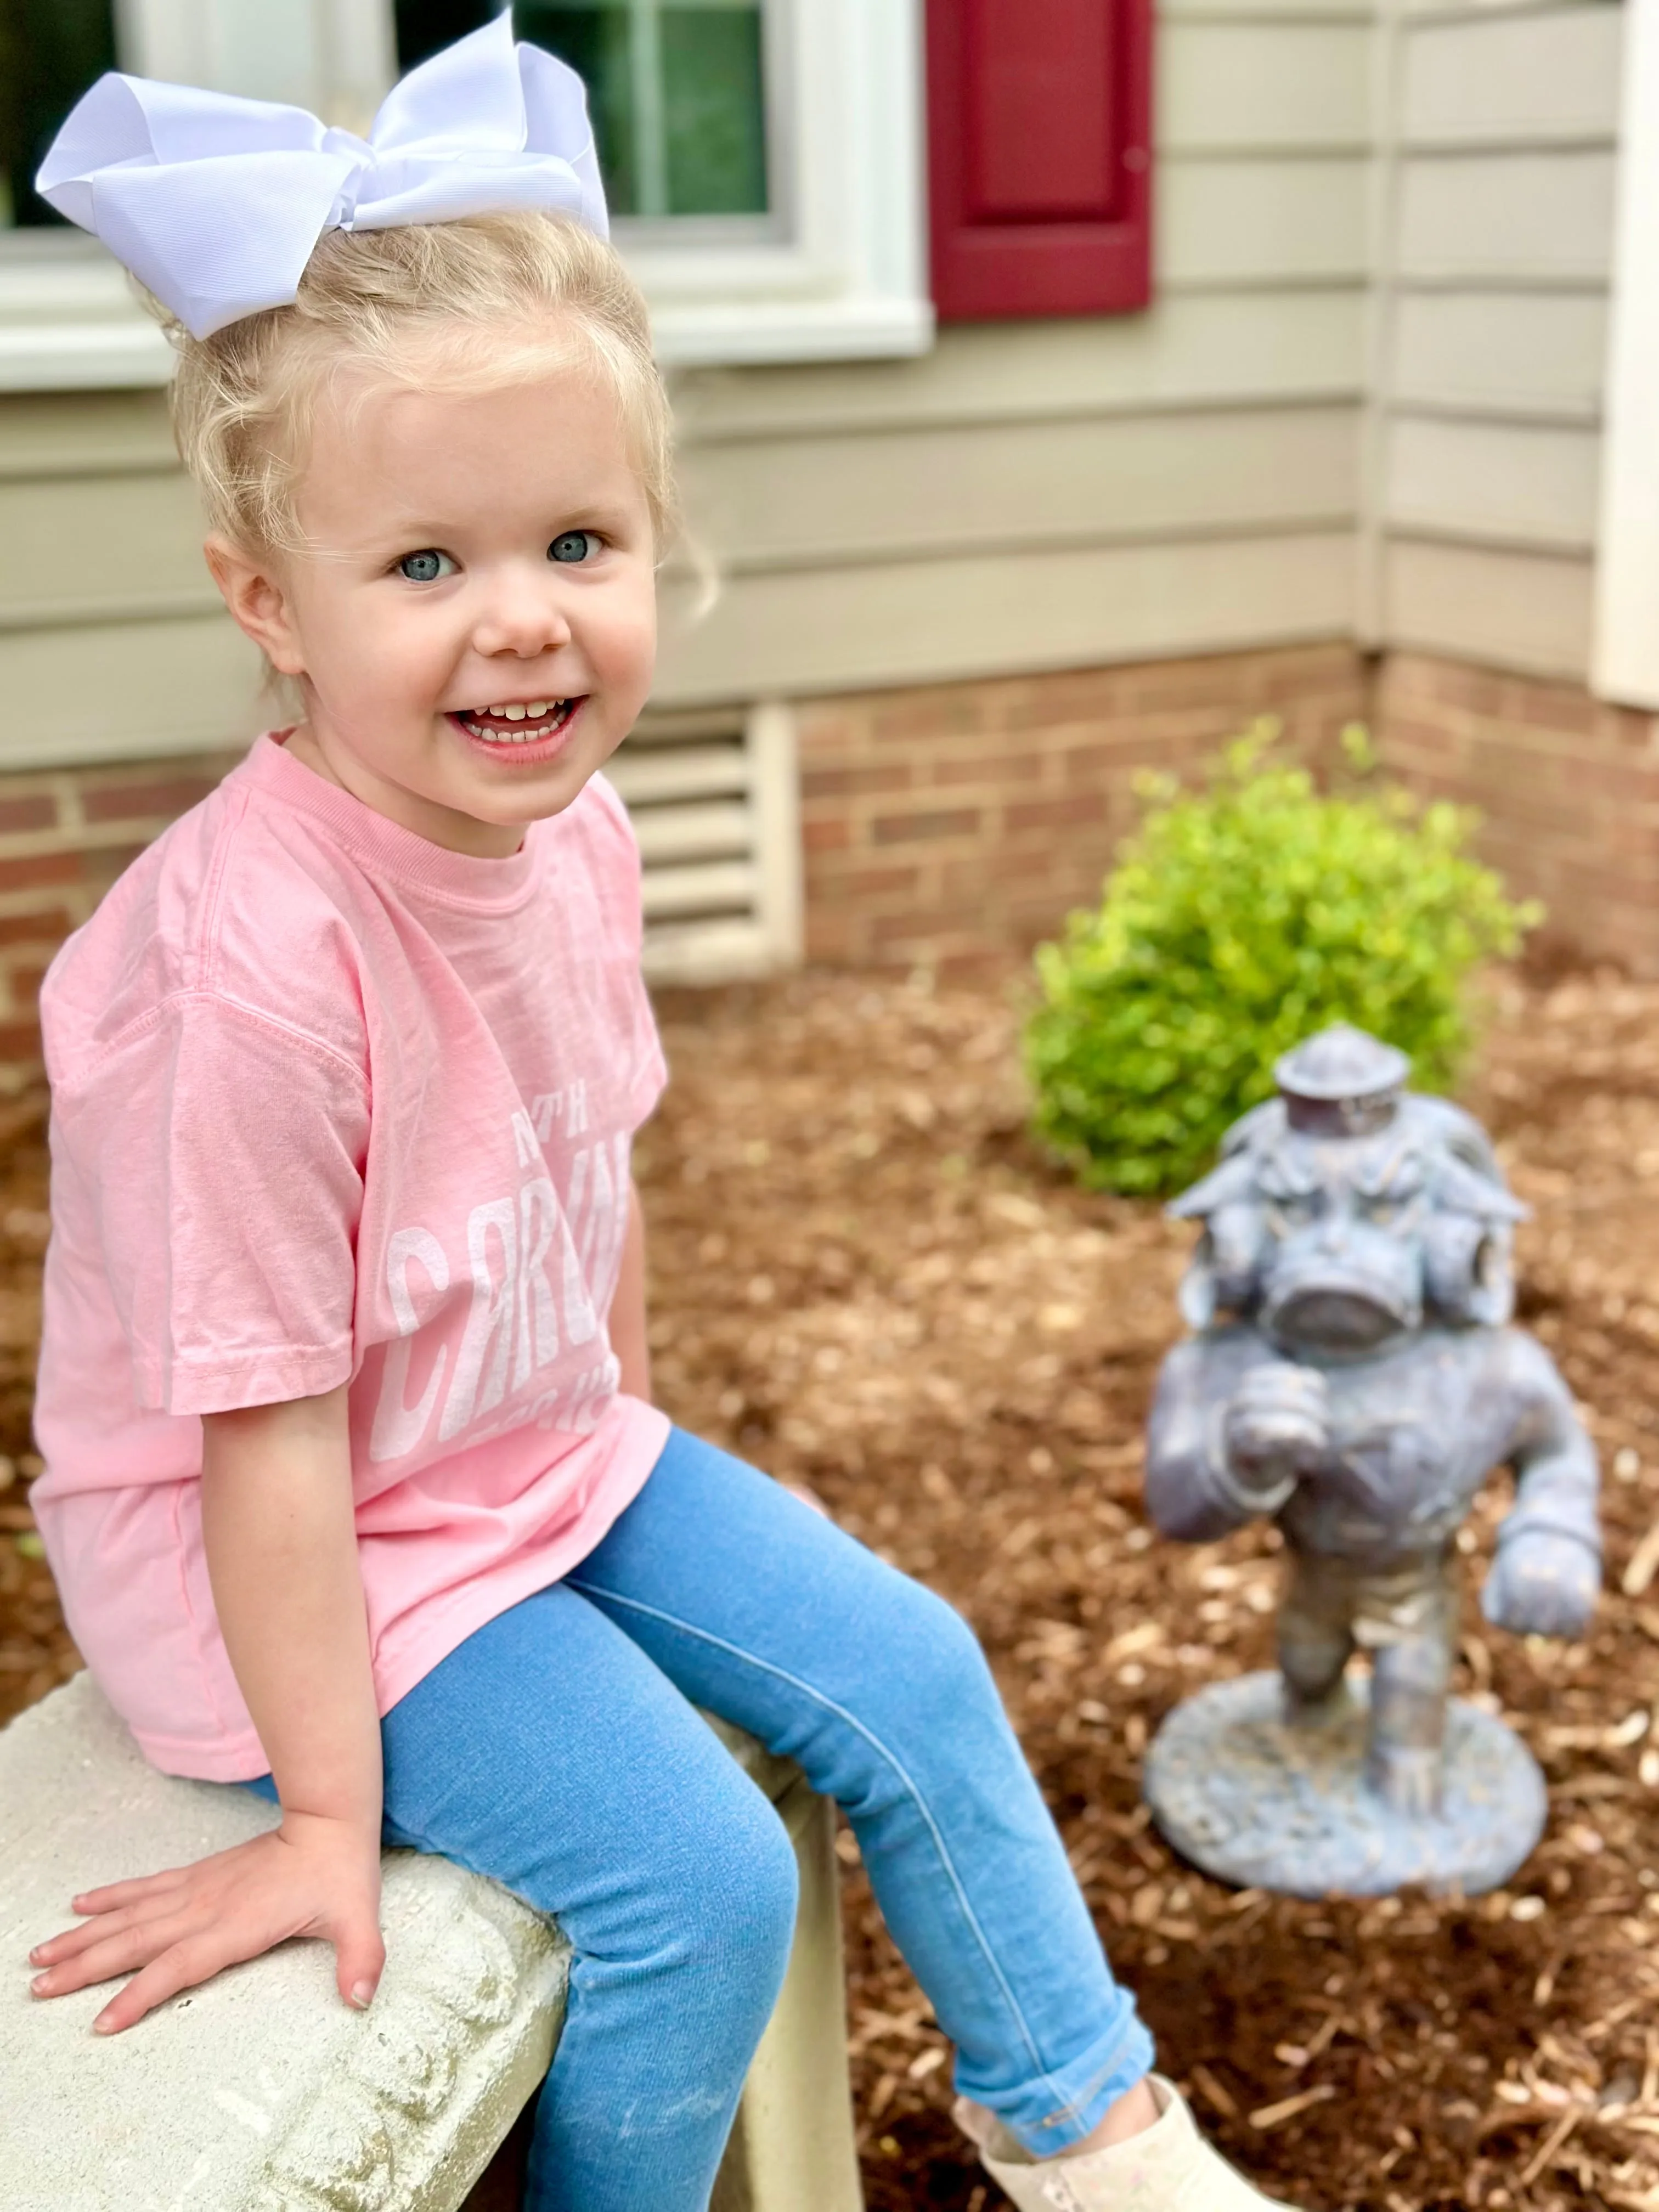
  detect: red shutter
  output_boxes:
[926,0,1153,322]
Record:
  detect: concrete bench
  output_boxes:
[0,1674,864,2212]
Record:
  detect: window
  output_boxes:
[399,1,774,224]
[0,0,117,229]
[532,1,771,220]
[0,0,930,390]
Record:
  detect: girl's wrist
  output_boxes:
[277,1800,383,1849]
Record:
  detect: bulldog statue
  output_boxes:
[1142,1025,1600,1865]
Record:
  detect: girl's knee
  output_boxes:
[882,1571,997,1718]
[668,1783,799,1991]
[724,1787,800,1943]
[823,1570,1023,1813]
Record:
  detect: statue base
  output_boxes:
[1142,1671,1546,1898]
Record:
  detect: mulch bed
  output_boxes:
[5,963,1659,2211]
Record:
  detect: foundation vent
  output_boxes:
[608,701,803,986]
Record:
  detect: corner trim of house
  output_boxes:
[1592,0,1659,709]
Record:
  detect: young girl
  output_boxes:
[25,26,1298,2212]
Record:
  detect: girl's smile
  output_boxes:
[450,695,584,759]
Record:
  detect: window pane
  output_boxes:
[394,2,498,74]
[0,0,117,228]
[660,8,766,217]
[396,3,770,222]
[516,7,642,216]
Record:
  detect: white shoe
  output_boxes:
[954,2076,1301,2211]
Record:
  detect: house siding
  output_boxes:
[658,0,1374,704]
[1365,0,1623,682]
[0,0,1647,1068]
[0,392,259,771]
[0,0,1378,764]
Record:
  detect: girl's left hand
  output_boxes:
[782,1479,831,1518]
[27,1807,385,2034]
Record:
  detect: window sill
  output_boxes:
[0,255,934,389]
[0,256,173,392]
[652,294,932,367]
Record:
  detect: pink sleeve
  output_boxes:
[58,993,369,1416]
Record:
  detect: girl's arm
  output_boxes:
[28,1385,386,2034]
[618,1176,828,1521]
[202,1386,383,1835]
[612,1178,651,1401]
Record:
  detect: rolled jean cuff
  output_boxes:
[956,1999,1158,2157]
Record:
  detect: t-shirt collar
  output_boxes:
[241,730,541,909]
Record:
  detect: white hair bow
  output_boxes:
[36,16,608,341]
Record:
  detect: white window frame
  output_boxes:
[0,0,932,394]
[1594,0,1659,706]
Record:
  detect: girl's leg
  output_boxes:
[253,1582,799,2212]
[568,1427,1154,2159]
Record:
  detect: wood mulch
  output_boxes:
[5,962,1659,2212]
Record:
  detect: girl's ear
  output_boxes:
[204,535,307,677]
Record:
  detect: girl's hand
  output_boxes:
[27,1808,385,2035]
[782,1479,831,1519]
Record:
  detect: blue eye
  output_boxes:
[398,549,454,583]
[549,531,597,565]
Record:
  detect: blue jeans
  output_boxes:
[246,1427,1153,2210]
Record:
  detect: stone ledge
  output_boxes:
[0,1673,835,2212]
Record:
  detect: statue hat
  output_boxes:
[1273,1025,1411,1105]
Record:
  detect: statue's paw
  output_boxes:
[1481,1533,1600,1641]
[1366,1743,1443,1818]
[1223,1363,1331,1494]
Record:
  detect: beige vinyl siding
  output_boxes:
[1159,157,1370,287]
[666,291,1368,437]
[1368,0,1623,681]
[1389,292,1607,421]
[1381,535,1596,674]
[1,465,219,617]
[0,391,261,769]
[1386,416,1600,549]
[658,531,1359,702]
[0,0,1378,757]
[653,0,1375,706]
[681,407,1358,565]
[4,0,1623,748]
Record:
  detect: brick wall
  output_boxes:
[1373,654,1659,976]
[0,753,244,1077]
[795,642,1369,972]
[797,644,1659,979]
[0,642,1651,1086]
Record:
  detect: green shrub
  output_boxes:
[1024,724,1538,1196]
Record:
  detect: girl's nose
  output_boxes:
[472,579,573,659]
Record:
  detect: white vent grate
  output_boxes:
[608,700,803,986]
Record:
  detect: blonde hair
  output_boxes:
[155,210,676,556]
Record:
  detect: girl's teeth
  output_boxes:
[459,699,572,744]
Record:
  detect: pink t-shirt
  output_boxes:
[32,733,671,1780]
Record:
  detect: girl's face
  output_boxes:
[211,349,659,857]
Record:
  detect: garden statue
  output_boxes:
[1139,1024,1601,1896]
